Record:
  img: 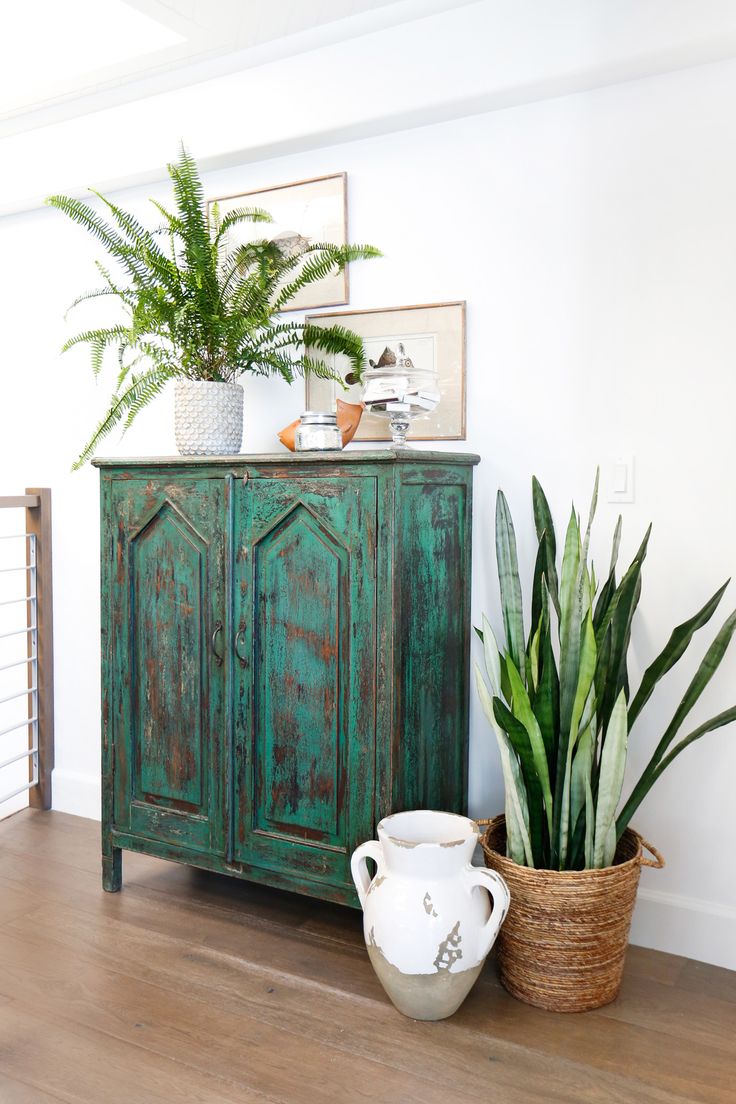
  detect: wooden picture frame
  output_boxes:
[207,172,349,312]
[305,301,467,441]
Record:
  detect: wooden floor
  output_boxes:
[0,812,734,1104]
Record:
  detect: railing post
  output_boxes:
[26,487,53,810]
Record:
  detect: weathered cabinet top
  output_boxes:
[93,448,480,469]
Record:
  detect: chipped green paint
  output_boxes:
[95,450,478,905]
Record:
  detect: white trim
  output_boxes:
[630,887,736,972]
[52,769,101,822]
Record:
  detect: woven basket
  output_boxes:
[479,815,664,1012]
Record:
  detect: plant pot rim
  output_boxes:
[175,379,243,390]
[478,814,664,878]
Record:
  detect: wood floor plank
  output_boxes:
[0,1071,69,1104]
[678,958,736,1005]
[1,810,734,1104]
[598,970,736,1054]
[0,925,480,1104]
[0,899,695,1104]
[0,1000,283,1104]
[450,990,736,1104]
[0,895,708,1104]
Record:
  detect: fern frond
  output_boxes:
[303,321,366,381]
[213,206,273,247]
[300,354,347,385]
[272,244,381,312]
[72,366,173,470]
[48,144,381,464]
[64,287,119,317]
[46,195,148,284]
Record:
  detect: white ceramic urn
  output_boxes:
[351,810,510,1021]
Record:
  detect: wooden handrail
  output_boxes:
[0,495,40,509]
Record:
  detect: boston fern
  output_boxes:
[475,473,736,870]
[47,145,380,468]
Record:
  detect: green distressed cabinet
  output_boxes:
[95,450,479,906]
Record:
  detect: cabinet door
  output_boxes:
[108,476,228,854]
[233,474,376,891]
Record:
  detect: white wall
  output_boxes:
[2,48,736,967]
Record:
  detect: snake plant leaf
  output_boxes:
[616,611,736,836]
[609,515,623,576]
[530,535,548,647]
[529,615,542,693]
[595,532,650,734]
[647,606,736,770]
[475,664,534,866]
[567,803,590,870]
[581,468,599,567]
[617,704,736,837]
[533,583,560,778]
[559,509,581,646]
[532,477,561,618]
[570,724,593,837]
[581,470,601,622]
[496,491,526,679]
[532,476,556,550]
[656,704,736,772]
[505,657,554,837]
[501,756,534,867]
[557,613,597,867]
[558,508,583,735]
[493,697,546,866]
[570,722,595,868]
[595,525,651,649]
[627,581,730,729]
[481,615,503,697]
[594,690,628,867]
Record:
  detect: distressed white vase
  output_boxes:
[351,810,510,1021]
[174,380,243,456]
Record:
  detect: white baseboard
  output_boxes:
[47,772,736,972]
[631,887,736,971]
[52,769,101,822]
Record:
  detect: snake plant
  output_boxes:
[475,473,736,870]
[47,145,381,468]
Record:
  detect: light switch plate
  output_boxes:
[607,455,635,504]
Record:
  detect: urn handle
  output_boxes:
[350,840,383,908]
[466,866,510,958]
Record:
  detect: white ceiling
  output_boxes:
[7,0,736,215]
[1,0,465,125]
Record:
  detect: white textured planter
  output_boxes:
[351,810,510,1021]
[174,380,244,456]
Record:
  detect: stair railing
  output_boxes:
[0,489,54,810]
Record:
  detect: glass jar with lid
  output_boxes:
[295,411,343,452]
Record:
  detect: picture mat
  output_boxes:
[209,174,348,312]
[306,302,465,440]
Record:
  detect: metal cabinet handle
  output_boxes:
[211,621,224,666]
[234,627,247,668]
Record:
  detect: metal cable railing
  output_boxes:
[0,491,53,810]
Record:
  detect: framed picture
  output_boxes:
[305,301,466,441]
[207,172,348,312]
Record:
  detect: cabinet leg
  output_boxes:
[102,848,122,893]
